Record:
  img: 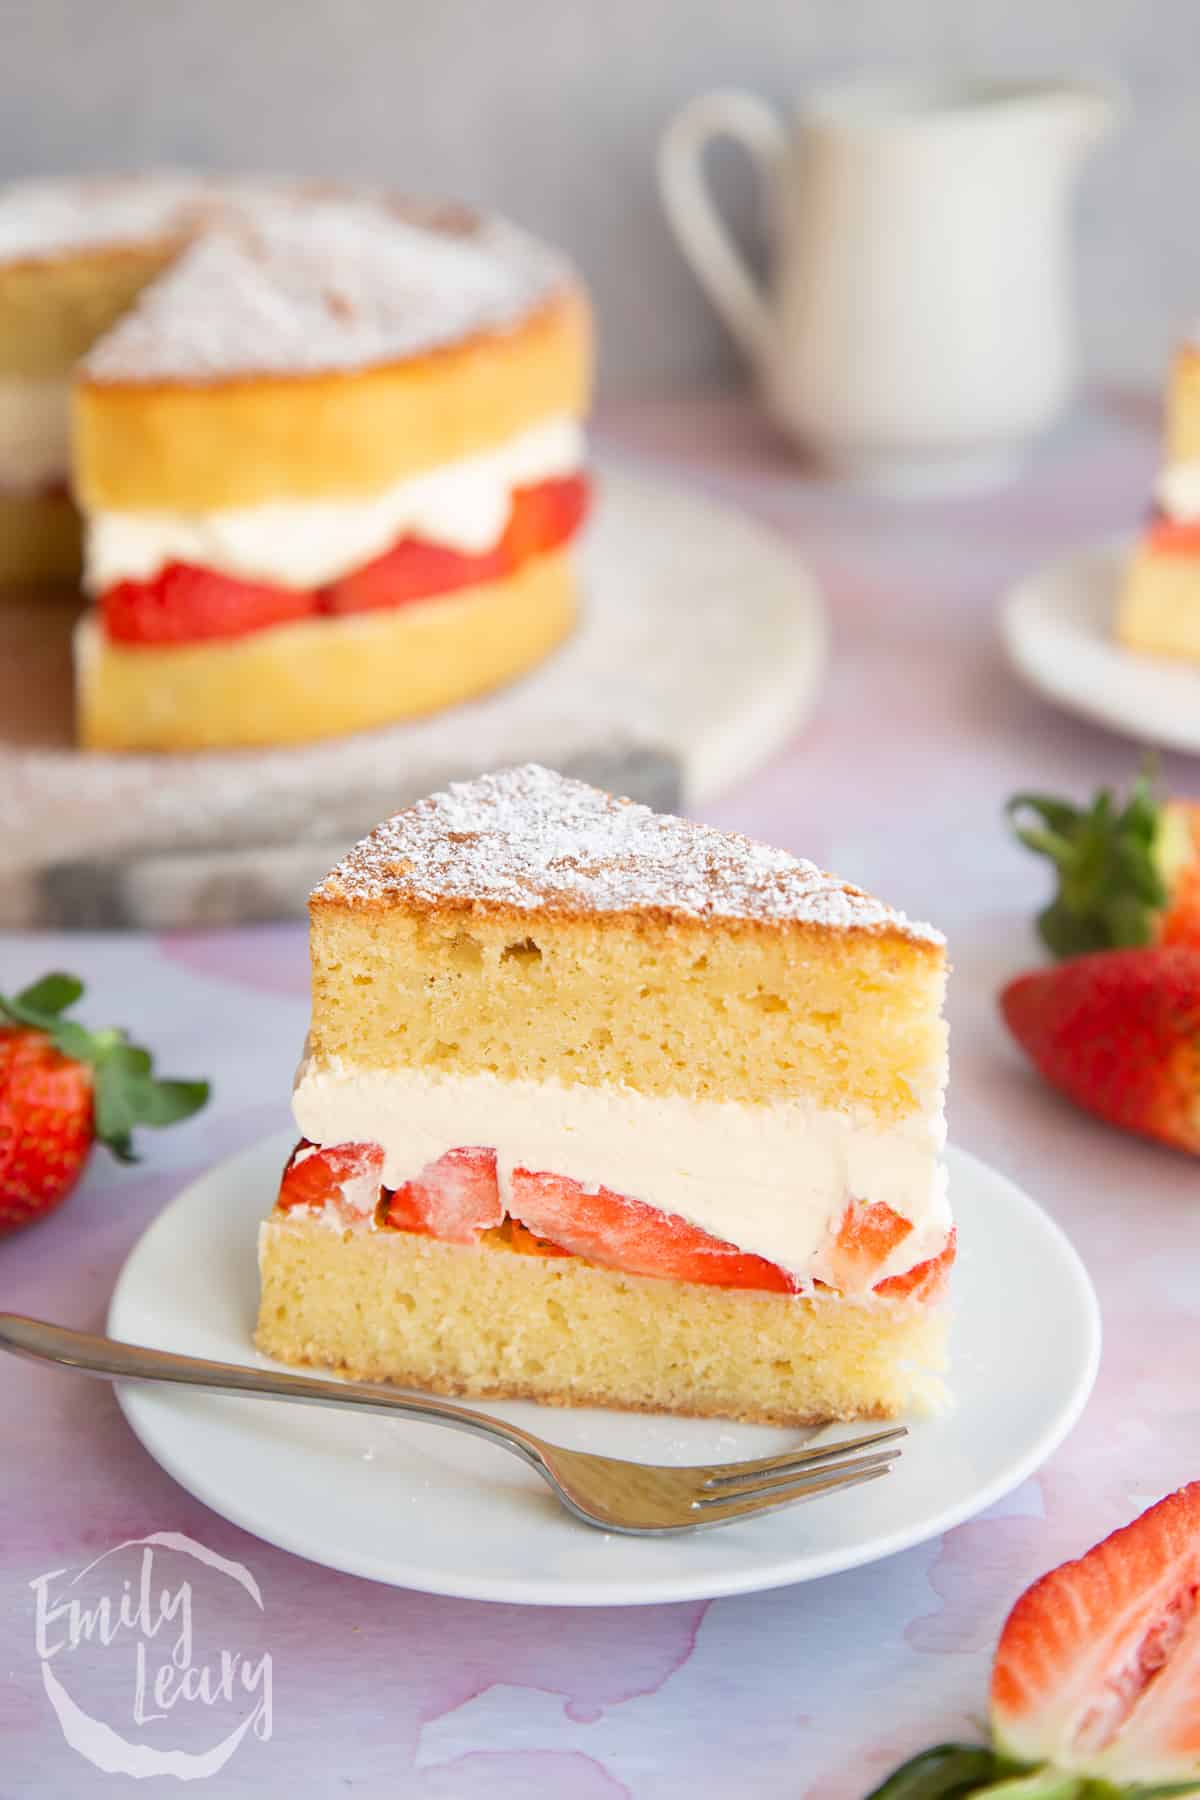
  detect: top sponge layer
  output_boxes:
[314,763,942,945]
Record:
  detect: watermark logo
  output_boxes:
[31,1531,273,1780]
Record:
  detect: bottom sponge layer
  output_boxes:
[256,1214,949,1426]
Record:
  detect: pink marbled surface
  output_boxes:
[3,392,1198,1798]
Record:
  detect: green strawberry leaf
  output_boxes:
[92,1055,142,1161]
[1007,771,1172,960]
[14,971,84,1016]
[862,1756,1200,1800]
[864,1745,1010,1800]
[126,1077,210,1128]
[2,970,209,1162]
[980,1771,1084,1800]
[91,1042,209,1158]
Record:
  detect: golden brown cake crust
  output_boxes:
[310,761,942,950]
[76,290,591,510]
[1167,345,1200,464]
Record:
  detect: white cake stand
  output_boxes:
[0,460,828,926]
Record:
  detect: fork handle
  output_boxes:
[0,1312,550,1476]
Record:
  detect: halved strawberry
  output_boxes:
[508,1168,796,1291]
[991,1482,1200,1784]
[824,1199,914,1295]
[386,1147,503,1243]
[277,1139,384,1220]
[102,563,319,645]
[874,1228,957,1302]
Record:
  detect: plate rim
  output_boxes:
[1001,532,1200,753]
[109,1134,1102,1607]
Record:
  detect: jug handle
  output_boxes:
[658,90,785,367]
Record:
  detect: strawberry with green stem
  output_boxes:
[0,972,209,1233]
[1007,770,1200,959]
[866,1483,1200,1800]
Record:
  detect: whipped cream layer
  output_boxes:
[0,376,72,491]
[85,414,584,592]
[291,1060,951,1287]
[1156,460,1200,524]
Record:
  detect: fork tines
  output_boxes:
[690,1425,906,1527]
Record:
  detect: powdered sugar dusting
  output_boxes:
[78,190,569,382]
[0,173,215,262]
[316,764,942,941]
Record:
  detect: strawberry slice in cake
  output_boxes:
[256,764,953,1425]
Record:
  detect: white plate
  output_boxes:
[1003,535,1200,752]
[109,1135,1100,1608]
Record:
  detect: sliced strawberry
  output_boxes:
[823,1199,914,1295]
[508,1168,796,1291]
[277,1139,384,1220]
[102,563,318,645]
[873,1228,956,1302]
[499,474,591,565]
[321,537,510,615]
[991,1482,1200,1783]
[322,474,591,616]
[1147,514,1200,556]
[386,1147,503,1243]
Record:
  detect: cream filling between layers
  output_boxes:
[291,1060,951,1287]
[0,375,72,492]
[85,415,585,592]
[1155,460,1200,524]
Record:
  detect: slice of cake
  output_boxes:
[0,175,204,585]
[1119,340,1200,661]
[256,765,953,1425]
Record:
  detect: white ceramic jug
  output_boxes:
[659,76,1120,492]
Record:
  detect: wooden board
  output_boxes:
[0,462,827,926]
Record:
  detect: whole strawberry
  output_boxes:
[0,972,209,1234]
[1000,946,1200,1154]
[1008,770,1200,957]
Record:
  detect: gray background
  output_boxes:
[0,0,1194,394]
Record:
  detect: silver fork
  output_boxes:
[0,1313,904,1535]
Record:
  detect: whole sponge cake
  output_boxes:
[257,765,953,1425]
[0,175,591,749]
